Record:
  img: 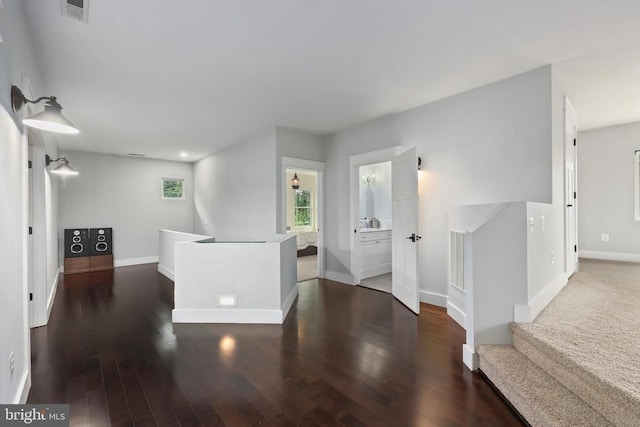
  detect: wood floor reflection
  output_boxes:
[28,264,523,426]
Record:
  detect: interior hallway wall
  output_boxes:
[58,151,194,265]
[194,129,278,239]
[577,121,640,259]
[324,66,554,305]
[0,0,56,404]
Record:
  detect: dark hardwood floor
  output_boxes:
[28,264,523,426]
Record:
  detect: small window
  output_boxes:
[162,178,184,200]
[634,150,640,221]
[294,189,312,227]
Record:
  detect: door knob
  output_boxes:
[405,233,422,243]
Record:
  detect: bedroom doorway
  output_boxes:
[287,169,318,282]
[281,157,325,283]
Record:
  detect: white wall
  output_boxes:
[0,0,56,404]
[0,104,30,404]
[577,122,640,259]
[324,66,554,302]
[359,161,391,220]
[173,235,298,324]
[276,126,327,233]
[58,151,194,265]
[194,129,277,239]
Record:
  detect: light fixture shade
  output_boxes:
[23,104,80,135]
[291,172,300,189]
[50,158,79,176]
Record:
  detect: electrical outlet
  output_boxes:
[601,233,609,242]
[9,351,14,381]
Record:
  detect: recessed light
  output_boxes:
[180,151,188,158]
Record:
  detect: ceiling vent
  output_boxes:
[61,0,89,23]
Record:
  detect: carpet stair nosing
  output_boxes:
[478,344,613,427]
[511,323,640,427]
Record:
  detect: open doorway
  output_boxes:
[283,165,324,283]
[358,161,392,293]
[350,146,420,314]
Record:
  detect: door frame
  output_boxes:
[349,146,402,284]
[23,78,50,328]
[281,157,325,278]
[564,97,578,276]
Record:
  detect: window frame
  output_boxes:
[162,177,185,200]
[293,188,312,228]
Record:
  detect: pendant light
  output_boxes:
[291,172,300,189]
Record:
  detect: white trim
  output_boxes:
[635,151,640,221]
[281,285,298,321]
[579,250,640,263]
[46,269,60,319]
[15,369,31,404]
[114,256,159,267]
[157,264,174,280]
[419,290,447,307]
[446,300,466,329]
[463,344,478,371]
[324,270,355,285]
[172,308,284,324]
[514,273,569,323]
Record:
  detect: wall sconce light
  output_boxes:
[291,172,300,189]
[11,85,79,134]
[46,154,79,176]
[362,174,376,183]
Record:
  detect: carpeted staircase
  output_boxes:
[477,260,640,427]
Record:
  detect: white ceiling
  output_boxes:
[21,0,640,161]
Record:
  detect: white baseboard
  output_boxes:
[172,308,284,324]
[15,369,31,404]
[281,285,299,321]
[46,269,60,320]
[419,290,447,307]
[157,264,174,281]
[114,256,159,267]
[579,250,640,263]
[324,270,355,285]
[463,344,478,371]
[514,272,568,323]
[447,300,466,329]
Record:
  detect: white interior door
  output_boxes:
[565,98,578,276]
[392,147,419,314]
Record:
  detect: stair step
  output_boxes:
[478,345,612,427]
[511,324,640,426]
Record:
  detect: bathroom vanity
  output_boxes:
[360,228,392,279]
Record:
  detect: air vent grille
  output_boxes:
[62,0,89,23]
[450,230,465,290]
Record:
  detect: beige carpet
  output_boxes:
[297,255,317,282]
[479,259,640,426]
